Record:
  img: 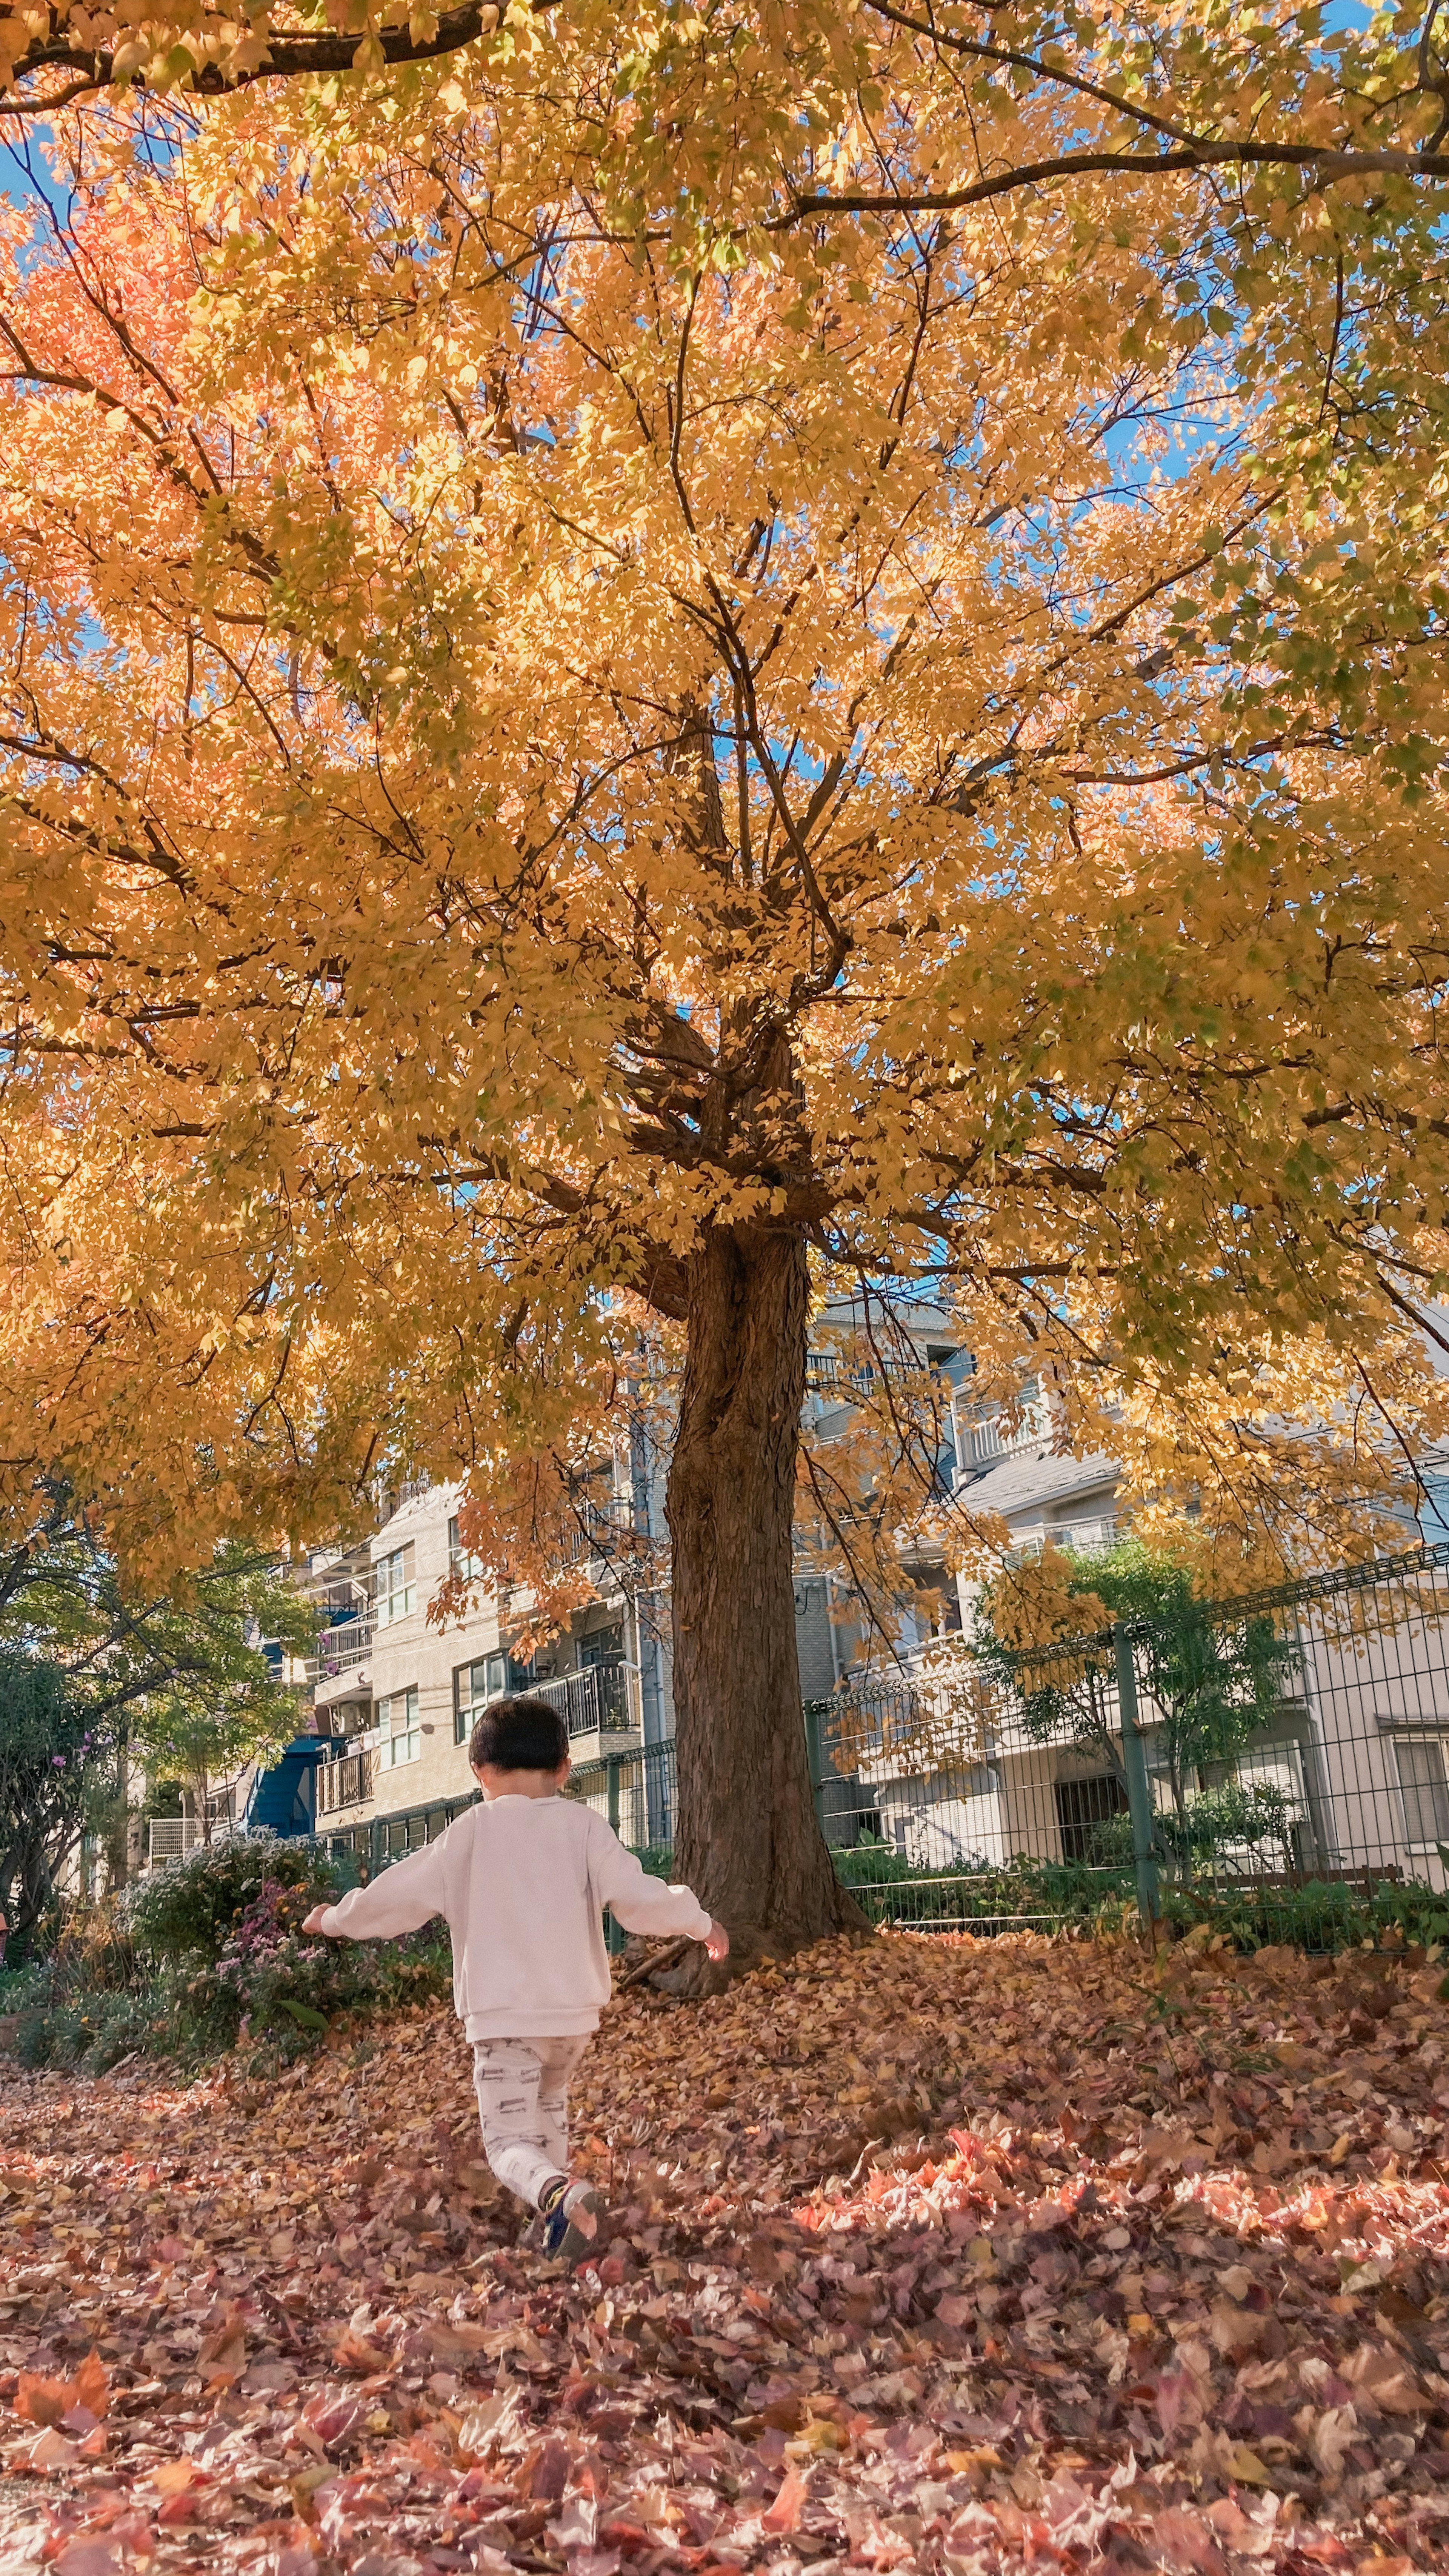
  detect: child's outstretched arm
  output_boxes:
[302,1834,452,1942]
[587,1815,728,1959]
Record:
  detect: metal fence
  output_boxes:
[805,1538,1449,1947]
[311,1541,1449,1951]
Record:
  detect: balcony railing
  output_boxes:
[965,1407,1051,1467]
[146,1784,239,1864]
[534,1656,639,1738]
[306,1617,374,1684]
[1006,1515,1119,1565]
[806,1349,944,1400]
[148,1816,203,1862]
[316,1750,376,1815]
[558,1503,632,1566]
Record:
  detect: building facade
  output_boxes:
[844,1430,1449,1902]
[305,1467,674,1861]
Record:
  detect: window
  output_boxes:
[1054,1773,1129,1864]
[578,1624,625,1670]
[447,1516,483,1581]
[379,1686,421,1769]
[1394,1738,1449,1848]
[454,1652,510,1746]
[375,1543,416,1627]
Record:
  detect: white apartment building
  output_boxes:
[306,1465,674,1861]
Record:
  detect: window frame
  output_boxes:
[577,1623,625,1671]
[1392,1734,1449,1852]
[446,1515,483,1581]
[453,1651,511,1746]
[374,1543,417,1629]
[378,1684,421,1769]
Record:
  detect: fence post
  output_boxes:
[803,1700,826,1827]
[607,1752,621,1838]
[1114,1624,1161,1944]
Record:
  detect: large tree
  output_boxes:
[3,23,1449,1962]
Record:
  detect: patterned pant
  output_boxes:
[472,2035,589,2211]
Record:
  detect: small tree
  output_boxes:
[0,1496,314,1937]
[976,1545,1297,1881]
[0,1659,112,1953]
[132,1680,299,1849]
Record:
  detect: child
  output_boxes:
[303,1693,727,2261]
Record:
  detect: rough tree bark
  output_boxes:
[665,1220,869,1985]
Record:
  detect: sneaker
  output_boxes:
[538,2176,605,2264]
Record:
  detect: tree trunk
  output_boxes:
[666,1223,868,1982]
[104,1729,132,1893]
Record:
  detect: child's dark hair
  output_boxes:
[469,1692,569,1775]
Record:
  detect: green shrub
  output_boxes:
[125,1831,340,1964]
[197,1873,451,2057]
[0,1959,53,2015]
[828,1838,1449,1956]
[15,1838,451,2074]
[14,1986,155,2076]
[1088,1783,1295,1883]
[834,1842,1138,1929]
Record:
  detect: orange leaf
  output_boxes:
[149,2458,200,2496]
[15,2371,69,2427]
[155,2490,202,2527]
[762,2468,809,2534]
[72,2349,110,2419]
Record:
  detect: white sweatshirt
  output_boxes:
[315,1793,711,2040]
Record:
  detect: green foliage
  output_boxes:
[1088,1781,1296,1877]
[0,1485,317,1939]
[20,1842,451,2073]
[194,1875,451,2059]
[834,1841,1138,1930]
[14,1985,154,2076]
[0,1957,52,2015]
[277,1998,330,2029]
[975,1544,1298,1885]
[125,1830,337,1964]
[0,1655,106,1956]
[126,1542,316,1806]
[829,1835,1449,1959]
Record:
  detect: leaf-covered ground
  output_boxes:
[4,1929,1449,2576]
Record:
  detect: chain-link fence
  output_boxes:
[315,1542,1449,1951]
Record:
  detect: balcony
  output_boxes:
[557,1500,633,1567]
[307,1618,374,1714]
[535,1656,640,1740]
[307,1616,373,1682]
[148,1816,203,1863]
[806,1349,944,1403]
[964,1405,1051,1468]
[1006,1515,1120,1566]
[315,1750,376,1816]
[146,1779,240,1864]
